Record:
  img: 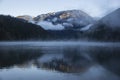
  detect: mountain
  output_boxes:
[2,9,120,41]
[17,15,34,23]
[87,8,120,41]
[17,10,95,30]
[0,15,48,40]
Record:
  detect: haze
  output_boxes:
[0,0,120,17]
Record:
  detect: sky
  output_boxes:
[0,0,120,17]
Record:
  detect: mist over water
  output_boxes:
[0,41,120,80]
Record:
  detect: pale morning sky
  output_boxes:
[0,0,120,17]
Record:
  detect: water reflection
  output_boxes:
[0,47,94,73]
[0,42,120,80]
[0,48,43,69]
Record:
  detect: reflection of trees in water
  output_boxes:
[0,48,43,69]
[37,58,93,73]
[0,46,120,74]
[33,47,94,73]
[90,47,120,76]
[33,46,120,74]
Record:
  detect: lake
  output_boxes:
[0,41,120,80]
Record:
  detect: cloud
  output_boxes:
[0,0,3,4]
[0,0,120,17]
[37,21,64,30]
[76,0,120,17]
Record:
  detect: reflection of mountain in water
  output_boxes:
[0,45,120,75]
[93,47,120,76]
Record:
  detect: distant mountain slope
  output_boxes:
[0,15,48,40]
[17,15,34,23]
[2,9,120,41]
[17,10,95,30]
[87,8,120,41]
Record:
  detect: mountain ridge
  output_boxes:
[86,8,120,41]
[17,10,95,30]
[0,15,48,40]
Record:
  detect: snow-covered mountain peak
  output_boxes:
[17,10,95,30]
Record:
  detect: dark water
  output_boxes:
[0,41,120,80]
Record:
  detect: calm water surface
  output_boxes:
[0,41,120,80]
